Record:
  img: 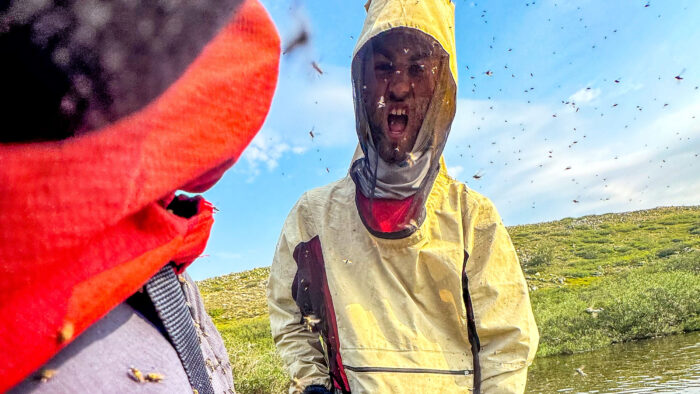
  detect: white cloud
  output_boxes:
[243,133,289,172]
[444,93,700,225]
[447,165,464,178]
[568,87,601,105]
[240,130,307,180]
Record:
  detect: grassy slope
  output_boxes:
[197,206,700,394]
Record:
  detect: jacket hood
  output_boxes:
[354,0,458,84]
[349,0,458,238]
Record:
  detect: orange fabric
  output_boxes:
[0,0,280,390]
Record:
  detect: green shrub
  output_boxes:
[533,268,700,357]
[656,243,688,258]
[575,249,599,260]
[527,246,554,267]
[654,251,700,274]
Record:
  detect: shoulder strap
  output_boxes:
[146,264,215,394]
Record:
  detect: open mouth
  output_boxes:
[387,108,408,136]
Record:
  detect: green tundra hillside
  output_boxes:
[197,206,700,394]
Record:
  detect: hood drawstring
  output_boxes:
[368,146,380,218]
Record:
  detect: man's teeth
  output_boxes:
[389,109,407,115]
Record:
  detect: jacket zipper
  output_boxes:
[344,365,473,376]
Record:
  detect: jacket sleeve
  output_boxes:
[267,195,331,394]
[463,193,539,394]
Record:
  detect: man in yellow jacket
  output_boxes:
[268,1,538,393]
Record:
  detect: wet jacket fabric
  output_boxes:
[11,274,234,394]
[268,0,537,393]
[0,0,280,390]
[268,164,538,393]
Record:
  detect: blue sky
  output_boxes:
[187,0,700,280]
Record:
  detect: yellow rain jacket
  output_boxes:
[268,1,538,393]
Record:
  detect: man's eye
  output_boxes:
[409,64,426,75]
[375,63,393,72]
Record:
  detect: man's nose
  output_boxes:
[388,71,410,101]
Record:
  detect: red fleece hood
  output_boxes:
[0,0,280,389]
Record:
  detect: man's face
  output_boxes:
[362,31,442,163]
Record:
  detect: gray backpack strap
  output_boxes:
[146,264,215,394]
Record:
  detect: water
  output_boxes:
[527,331,700,393]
